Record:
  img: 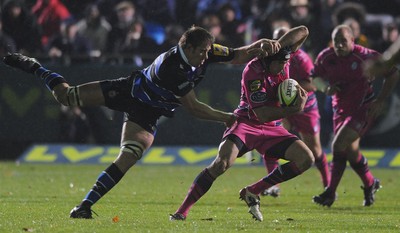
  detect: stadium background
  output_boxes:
[0,0,399,162]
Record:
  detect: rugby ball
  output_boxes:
[278,79,299,107]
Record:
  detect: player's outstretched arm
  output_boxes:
[230,39,281,64]
[179,90,236,127]
[278,25,309,53]
[368,70,399,119]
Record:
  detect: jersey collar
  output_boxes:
[178,45,195,70]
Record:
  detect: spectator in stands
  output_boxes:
[199,12,230,46]
[46,20,92,60]
[284,0,321,57]
[195,0,243,22]
[343,17,369,47]
[174,0,198,28]
[217,3,245,48]
[0,13,17,56]
[105,1,143,54]
[118,19,158,66]
[1,0,42,54]
[376,22,399,53]
[135,0,176,26]
[31,0,71,47]
[158,23,185,53]
[75,3,112,58]
[319,0,342,50]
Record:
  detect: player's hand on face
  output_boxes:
[247,39,281,58]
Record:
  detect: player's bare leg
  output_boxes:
[170,139,239,220]
[313,126,380,207]
[241,140,314,221]
[300,132,330,188]
[70,121,154,218]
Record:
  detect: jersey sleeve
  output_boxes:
[155,58,194,98]
[311,52,327,79]
[207,44,235,63]
[290,51,313,81]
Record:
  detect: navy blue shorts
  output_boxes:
[99,76,172,135]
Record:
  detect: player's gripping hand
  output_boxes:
[247,39,281,58]
[225,113,238,128]
[283,85,308,115]
[3,53,42,74]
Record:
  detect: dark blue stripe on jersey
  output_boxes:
[132,76,180,110]
[131,48,183,110]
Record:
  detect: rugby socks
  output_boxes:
[263,156,279,174]
[34,67,67,91]
[328,151,347,193]
[175,168,215,217]
[349,152,374,187]
[247,162,302,195]
[81,163,124,207]
[314,152,330,187]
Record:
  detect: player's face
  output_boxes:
[186,41,211,67]
[333,30,354,57]
[270,60,287,74]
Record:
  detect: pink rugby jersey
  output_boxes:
[235,57,290,125]
[289,49,316,112]
[313,45,380,115]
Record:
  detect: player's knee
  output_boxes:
[310,147,322,158]
[121,140,144,160]
[52,86,82,107]
[209,158,231,176]
[332,142,347,154]
[298,150,314,171]
[59,86,83,107]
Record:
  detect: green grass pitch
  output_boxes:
[1,162,400,232]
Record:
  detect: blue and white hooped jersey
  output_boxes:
[131,44,235,114]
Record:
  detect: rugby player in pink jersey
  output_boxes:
[171,26,313,222]
[262,27,330,198]
[312,25,399,207]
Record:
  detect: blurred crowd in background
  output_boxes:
[0,0,400,66]
[1,0,400,148]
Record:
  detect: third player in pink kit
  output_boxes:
[263,27,330,197]
[312,25,399,207]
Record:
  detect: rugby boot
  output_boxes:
[3,53,41,74]
[362,178,381,206]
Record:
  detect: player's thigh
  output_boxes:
[299,131,322,157]
[284,140,314,171]
[114,121,155,172]
[121,120,154,150]
[345,138,361,163]
[332,125,360,152]
[207,139,239,176]
[77,81,106,106]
